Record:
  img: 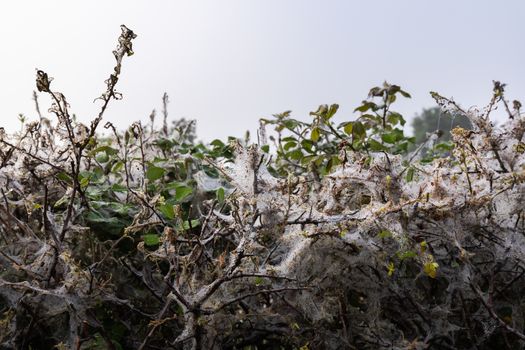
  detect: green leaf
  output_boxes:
[146,166,165,181]
[300,139,314,153]
[273,110,292,119]
[159,203,175,220]
[92,167,104,180]
[94,145,119,156]
[369,86,383,97]
[287,149,303,161]
[354,101,377,113]
[80,177,90,188]
[175,186,193,202]
[111,161,124,173]
[381,129,404,144]
[284,141,298,151]
[261,145,270,153]
[154,138,174,151]
[435,142,454,152]
[387,112,406,126]
[343,122,353,136]
[310,127,320,142]
[152,156,168,164]
[111,183,128,193]
[406,167,415,182]
[107,202,133,215]
[368,139,387,152]
[96,152,109,163]
[378,230,392,239]
[143,234,160,246]
[310,104,328,117]
[360,114,381,123]
[395,142,409,154]
[300,155,316,166]
[56,172,72,184]
[398,250,417,260]
[210,139,225,148]
[387,94,397,104]
[178,219,201,231]
[325,104,339,120]
[283,119,299,130]
[85,210,127,237]
[352,122,366,141]
[325,156,341,174]
[216,187,225,203]
[381,133,396,144]
[54,194,70,208]
[399,90,411,98]
[86,211,121,225]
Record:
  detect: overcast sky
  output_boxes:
[1,1,524,141]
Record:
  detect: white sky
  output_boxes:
[1,1,524,141]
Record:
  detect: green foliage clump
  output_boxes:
[262,82,415,178]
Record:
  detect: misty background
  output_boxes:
[1,0,524,141]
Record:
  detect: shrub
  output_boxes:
[0,26,524,350]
